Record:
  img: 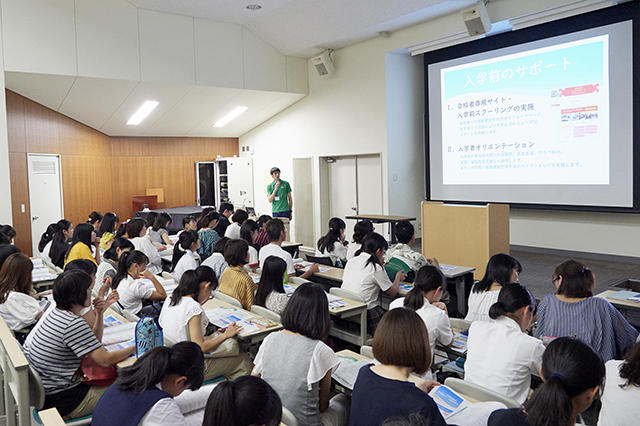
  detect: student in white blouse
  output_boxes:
[201,237,230,282]
[341,232,406,334]
[346,220,374,260]
[95,238,134,296]
[0,253,47,331]
[240,219,260,267]
[92,342,206,425]
[315,217,348,266]
[224,210,248,240]
[158,266,253,381]
[465,283,544,404]
[170,230,200,282]
[125,218,163,275]
[389,264,453,361]
[465,253,522,322]
[598,342,640,426]
[112,250,167,318]
[259,219,319,279]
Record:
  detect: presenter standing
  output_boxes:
[267,167,293,220]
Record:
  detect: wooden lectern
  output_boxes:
[421,201,509,279]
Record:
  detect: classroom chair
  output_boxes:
[288,276,311,286]
[360,345,374,359]
[36,408,66,426]
[214,291,243,308]
[250,305,281,323]
[443,377,521,409]
[281,407,299,426]
[161,271,178,282]
[304,255,334,267]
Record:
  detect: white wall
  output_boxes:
[240,0,640,257]
[0,6,12,224]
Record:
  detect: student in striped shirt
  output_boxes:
[23,270,134,419]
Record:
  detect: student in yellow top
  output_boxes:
[97,212,119,250]
[64,223,100,267]
[218,239,257,310]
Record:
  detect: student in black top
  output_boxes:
[203,375,282,426]
[0,225,16,244]
[214,202,234,237]
[0,228,20,270]
[350,308,445,426]
[488,337,604,426]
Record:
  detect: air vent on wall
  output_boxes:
[32,160,56,175]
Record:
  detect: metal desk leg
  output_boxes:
[455,276,466,316]
[359,309,368,347]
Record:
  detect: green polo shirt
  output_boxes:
[267,180,292,213]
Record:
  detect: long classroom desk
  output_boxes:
[596,289,640,328]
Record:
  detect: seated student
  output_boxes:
[534,260,638,362]
[176,215,197,238]
[87,211,103,231]
[114,221,127,239]
[347,220,374,260]
[316,217,348,266]
[49,219,74,269]
[598,342,640,426]
[389,264,453,371]
[218,240,257,309]
[464,253,522,322]
[38,223,59,262]
[126,218,163,275]
[0,253,47,333]
[214,202,234,238]
[197,211,221,261]
[92,342,204,426]
[384,220,434,283]
[144,212,158,234]
[0,227,20,270]
[64,223,100,267]
[159,267,252,380]
[196,207,215,230]
[259,219,319,279]
[225,209,248,239]
[253,281,348,425]
[350,309,445,426]
[96,238,134,290]
[240,219,260,267]
[254,256,289,315]
[23,270,135,418]
[112,250,167,318]
[97,212,119,250]
[0,224,16,244]
[203,375,282,426]
[255,214,272,248]
[170,230,200,282]
[489,337,604,426]
[201,237,230,282]
[342,232,406,334]
[465,283,544,404]
[149,212,173,246]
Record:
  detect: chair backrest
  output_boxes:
[444,377,522,408]
[28,365,46,410]
[161,271,178,282]
[449,318,471,332]
[281,407,299,426]
[288,276,310,286]
[37,408,66,426]
[0,315,31,425]
[305,255,333,266]
[251,305,281,323]
[214,291,243,308]
[329,287,365,303]
[360,345,374,359]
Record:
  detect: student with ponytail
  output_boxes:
[126,218,163,275]
[97,212,119,250]
[96,238,134,291]
[49,219,74,269]
[342,232,406,334]
[64,223,100,267]
[92,342,205,426]
[465,283,544,403]
[203,375,282,426]
[389,265,453,367]
[316,217,348,266]
[489,337,605,426]
[170,230,200,281]
[149,212,173,246]
[112,250,166,318]
[159,267,252,380]
[347,220,373,260]
[240,219,260,266]
[534,259,638,361]
[39,223,59,256]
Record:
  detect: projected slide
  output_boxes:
[440,35,609,185]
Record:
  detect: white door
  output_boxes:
[356,155,385,237]
[227,158,255,208]
[327,157,358,241]
[293,158,315,247]
[27,154,63,255]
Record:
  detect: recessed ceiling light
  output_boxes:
[246,4,262,10]
[126,100,159,126]
[212,106,248,128]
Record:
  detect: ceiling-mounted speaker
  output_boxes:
[463,2,492,36]
[311,50,335,77]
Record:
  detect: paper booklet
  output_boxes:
[102,321,136,346]
[332,353,373,390]
[205,307,271,336]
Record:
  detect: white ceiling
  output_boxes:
[129,0,478,57]
[5,72,304,137]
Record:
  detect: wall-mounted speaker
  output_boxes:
[311,50,335,77]
[463,2,492,36]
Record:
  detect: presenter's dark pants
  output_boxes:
[273,211,291,219]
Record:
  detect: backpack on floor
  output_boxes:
[135,316,163,358]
